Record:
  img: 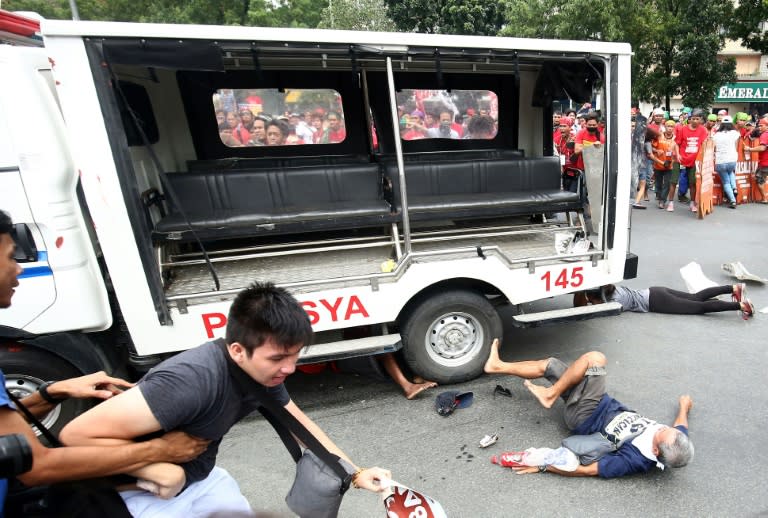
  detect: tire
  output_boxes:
[401,290,502,384]
[0,344,93,442]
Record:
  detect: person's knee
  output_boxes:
[581,350,606,367]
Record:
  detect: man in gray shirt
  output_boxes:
[61,282,391,517]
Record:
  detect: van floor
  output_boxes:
[163,215,590,307]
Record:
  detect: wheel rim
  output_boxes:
[424,311,484,367]
[5,373,62,433]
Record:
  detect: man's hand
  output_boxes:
[135,464,186,499]
[48,371,134,401]
[150,431,210,464]
[355,467,392,493]
[679,395,693,414]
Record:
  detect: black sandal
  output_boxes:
[493,384,513,398]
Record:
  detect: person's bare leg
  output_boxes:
[524,351,606,409]
[483,338,550,378]
[378,353,437,400]
[667,182,677,202]
[634,179,647,205]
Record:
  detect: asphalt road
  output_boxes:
[217,202,768,518]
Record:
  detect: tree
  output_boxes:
[248,0,328,29]
[501,0,737,110]
[383,0,504,35]
[4,0,328,27]
[728,0,768,54]
[318,0,396,32]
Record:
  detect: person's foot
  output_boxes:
[733,283,746,303]
[405,380,438,400]
[729,201,737,209]
[658,201,666,209]
[689,201,697,212]
[666,201,674,212]
[523,380,557,408]
[740,299,755,320]
[483,338,504,374]
[632,203,646,209]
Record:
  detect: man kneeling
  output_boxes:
[484,340,693,478]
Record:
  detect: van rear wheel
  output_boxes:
[0,344,92,443]
[401,290,502,384]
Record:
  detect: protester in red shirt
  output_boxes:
[573,112,605,172]
[647,108,665,132]
[554,117,574,167]
[744,118,768,203]
[323,111,346,143]
[675,110,708,212]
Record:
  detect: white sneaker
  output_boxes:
[689,201,697,212]
[666,201,674,212]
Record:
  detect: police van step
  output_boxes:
[296,334,402,365]
[511,302,622,328]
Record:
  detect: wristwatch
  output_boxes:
[38,381,66,404]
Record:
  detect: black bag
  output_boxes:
[5,391,133,518]
[218,341,356,518]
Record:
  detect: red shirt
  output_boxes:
[327,128,346,144]
[554,131,572,166]
[675,124,708,167]
[759,131,768,167]
[574,128,604,170]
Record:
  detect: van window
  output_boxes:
[395,89,497,141]
[212,88,345,147]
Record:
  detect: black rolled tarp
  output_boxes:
[531,61,601,108]
[102,38,224,72]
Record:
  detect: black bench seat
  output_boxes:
[383,156,581,222]
[152,163,393,242]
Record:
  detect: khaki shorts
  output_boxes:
[544,358,607,430]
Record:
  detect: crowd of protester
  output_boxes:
[213,88,348,147]
[553,104,768,211]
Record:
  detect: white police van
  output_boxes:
[0,10,636,432]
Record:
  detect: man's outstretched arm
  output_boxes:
[512,463,598,477]
[0,407,206,487]
[284,399,392,492]
[19,371,133,419]
[673,395,693,429]
[60,385,201,498]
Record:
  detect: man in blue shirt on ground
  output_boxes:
[484,339,694,478]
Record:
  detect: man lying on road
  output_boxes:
[484,339,694,478]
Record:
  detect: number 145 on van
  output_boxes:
[540,266,584,292]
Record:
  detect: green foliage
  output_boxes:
[317,0,396,31]
[383,0,504,35]
[248,0,328,29]
[501,0,737,109]
[729,0,768,54]
[4,0,328,27]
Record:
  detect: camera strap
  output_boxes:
[6,390,62,447]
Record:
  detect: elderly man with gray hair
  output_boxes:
[484,340,694,478]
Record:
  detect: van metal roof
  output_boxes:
[41,20,632,57]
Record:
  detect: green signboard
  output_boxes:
[716,82,768,101]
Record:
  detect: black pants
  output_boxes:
[648,285,739,314]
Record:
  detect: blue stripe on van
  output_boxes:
[19,266,53,279]
[18,251,51,279]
